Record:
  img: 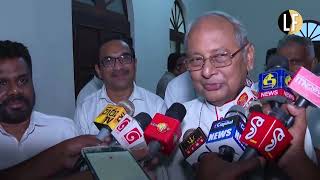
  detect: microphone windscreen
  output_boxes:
[134,112,152,130]
[165,103,186,122]
[183,129,196,140]
[118,100,135,116]
[249,100,263,113]
[225,105,247,120]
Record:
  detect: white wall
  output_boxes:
[128,0,174,93]
[0,0,75,118]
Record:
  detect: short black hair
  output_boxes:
[0,40,32,74]
[167,53,182,73]
[98,35,135,65]
[265,48,277,65]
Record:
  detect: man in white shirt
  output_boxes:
[76,75,103,106]
[0,40,101,178]
[74,37,167,180]
[74,37,167,135]
[167,11,317,180]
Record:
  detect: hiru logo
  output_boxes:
[245,116,265,141]
[208,128,232,141]
[265,128,285,152]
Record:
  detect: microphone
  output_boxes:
[95,100,135,141]
[144,103,186,158]
[286,64,320,126]
[205,105,247,162]
[258,55,295,108]
[179,128,210,165]
[240,101,293,160]
[111,112,152,149]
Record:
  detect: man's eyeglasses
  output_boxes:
[185,43,249,71]
[100,53,134,68]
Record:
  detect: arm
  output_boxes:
[277,104,320,180]
[196,153,263,180]
[0,135,101,180]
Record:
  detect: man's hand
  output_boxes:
[52,135,102,169]
[196,152,263,180]
[0,135,101,180]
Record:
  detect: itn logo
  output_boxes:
[278,10,303,34]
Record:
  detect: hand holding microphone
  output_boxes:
[196,152,264,180]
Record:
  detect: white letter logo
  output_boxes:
[245,116,265,140]
[265,128,285,152]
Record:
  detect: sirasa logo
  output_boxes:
[278,10,303,34]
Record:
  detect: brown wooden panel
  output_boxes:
[72,0,131,97]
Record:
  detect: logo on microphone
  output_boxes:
[278,10,303,34]
[151,122,170,133]
[245,116,265,142]
[262,73,277,89]
[123,128,142,144]
[285,75,292,85]
[213,119,233,129]
[116,118,131,132]
[237,93,248,107]
[265,128,285,152]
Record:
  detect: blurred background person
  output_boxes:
[156,53,187,99]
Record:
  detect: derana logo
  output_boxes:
[278,10,303,34]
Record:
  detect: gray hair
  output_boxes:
[184,11,248,49]
[277,35,315,58]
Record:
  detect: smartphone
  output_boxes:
[81,146,150,180]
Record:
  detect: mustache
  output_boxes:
[111,69,129,77]
[1,95,30,107]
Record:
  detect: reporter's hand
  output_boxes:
[277,104,307,167]
[0,135,101,180]
[196,152,263,180]
[53,135,102,169]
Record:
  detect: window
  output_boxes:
[295,20,320,41]
[170,0,185,54]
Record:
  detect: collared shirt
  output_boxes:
[74,83,168,180]
[156,72,176,99]
[167,86,318,180]
[76,76,103,107]
[0,111,78,170]
[74,83,167,135]
[164,71,256,108]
